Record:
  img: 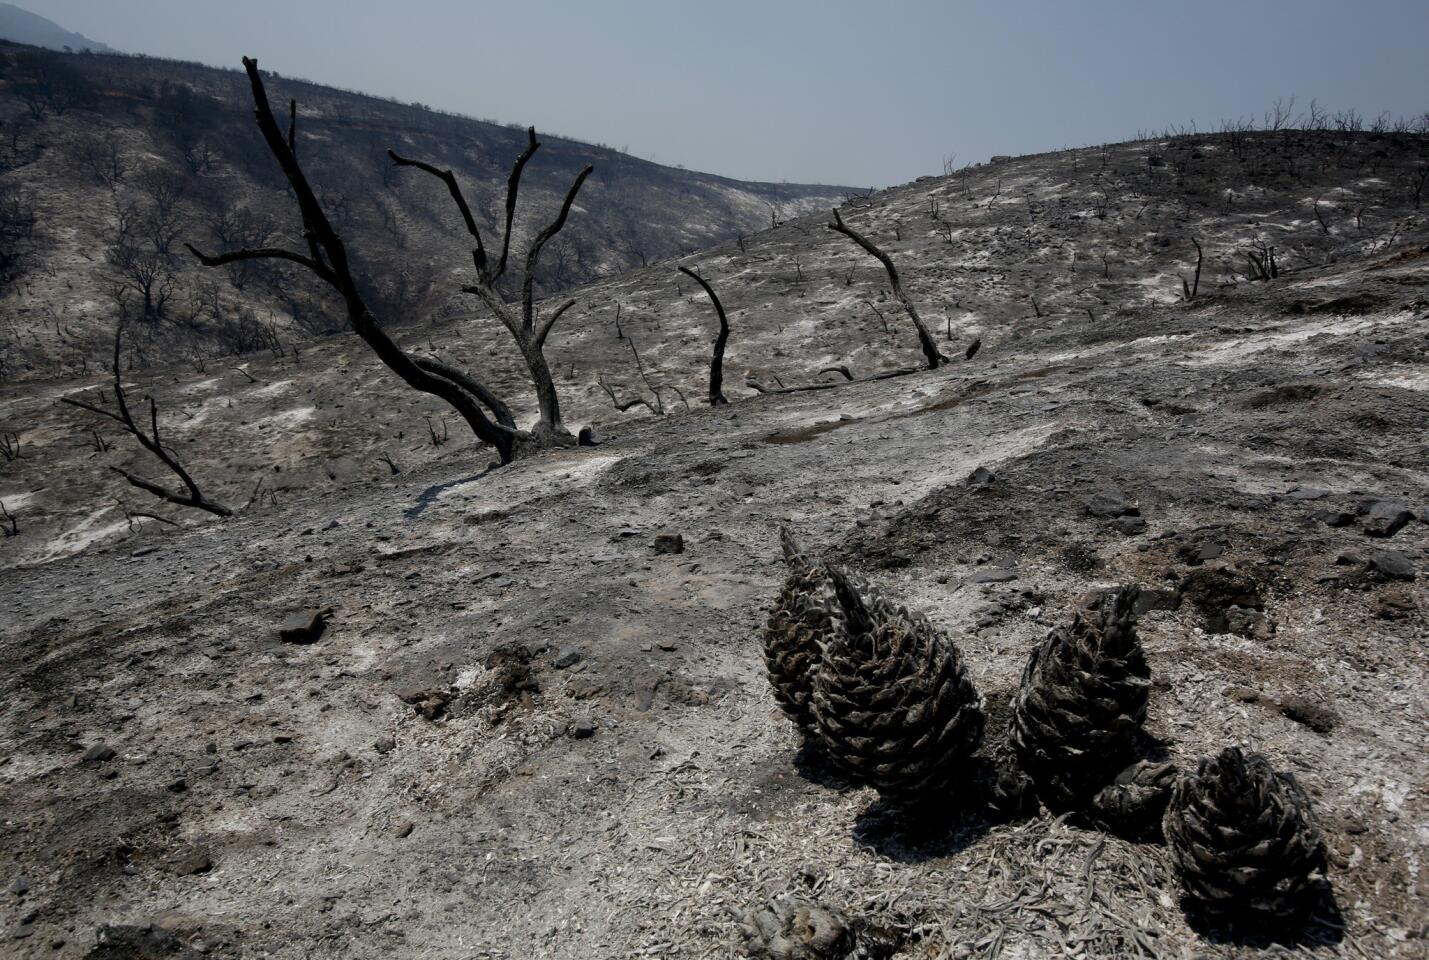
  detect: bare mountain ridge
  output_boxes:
[0,43,853,377]
[0,3,111,53]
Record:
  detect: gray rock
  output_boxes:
[965,466,995,487]
[653,533,684,555]
[1087,490,1139,518]
[279,608,331,644]
[1132,589,1180,615]
[1113,516,1147,535]
[1361,500,1414,538]
[82,743,116,763]
[169,851,212,876]
[569,719,597,739]
[968,568,1017,584]
[1368,549,1415,581]
[553,648,582,669]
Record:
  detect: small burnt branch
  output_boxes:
[597,375,659,415]
[60,323,233,517]
[377,453,400,476]
[865,301,890,333]
[626,337,665,415]
[1181,238,1204,301]
[1313,196,1331,234]
[830,209,944,369]
[677,265,730,406]
[0,499,15,537]
[0,429,18,462]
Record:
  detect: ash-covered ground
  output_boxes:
[1,131,1426,957]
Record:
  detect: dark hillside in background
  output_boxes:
[0,43,851,378]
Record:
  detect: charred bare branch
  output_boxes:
[190,58,523,463]
[1182,238,1204,301]
[60,322,233,517]
[391,123,593,443]
[830,203,945,370]
[678,266,730,405]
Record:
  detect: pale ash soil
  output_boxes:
[0,237,1426,957]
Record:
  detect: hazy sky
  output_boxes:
[32,0,1429,187]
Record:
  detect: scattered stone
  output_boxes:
[1278,696,1337,734]
[89,923,204,959]
[965,466,995,487]
[398,688,452,721]
[1368,549,1416,581]
[393,820,414,839]
[1225,606,1274,640]
[166,779,188,794]
[1194,542,1224,562]
[657,640,677,652]
[1087,489,1139,518]
[278,608,332,644]
[82,743,116,763]
[1113,516,1147,535]
[1285,487,1328,501]
[653,533,685,555]
[968,568,1017,584]
[1132,589,1180,615]
[169,852,211,876]
[577,426,601,446]
[553,648,582,669]
[1224,685,1262,704]
[1315,509,1356,528]
[1375,587,1416,620]
[569,719,597,739]
[1360,499,1414,538]
[372,737,395,755]
[9,877,28,896]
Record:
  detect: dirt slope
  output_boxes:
[0,225,1426,957]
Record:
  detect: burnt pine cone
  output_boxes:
[739,895,900,960]
[1010,585,1150,808]
[1164,746,1328,923]
[763,529,843,737]
[812,565,984,799]
[1087,758,1177,837]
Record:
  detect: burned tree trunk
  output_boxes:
[678,265,730,406]
[829,209,945,369]
[388,128,591,446]
[60,322,232,517]
[188,58,529,464]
